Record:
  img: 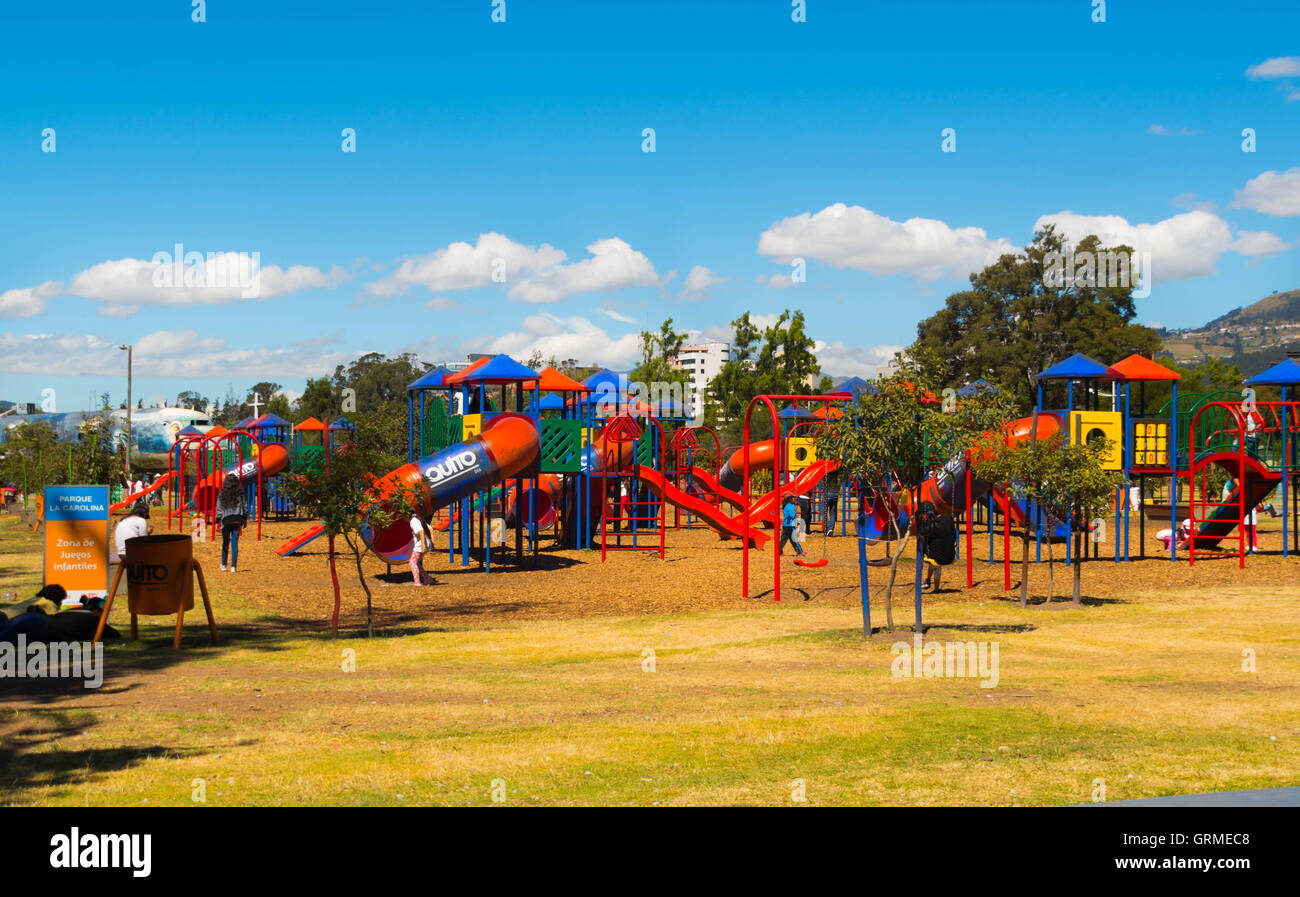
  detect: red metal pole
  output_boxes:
[965,451,973,588]
[1003,485,1011,590]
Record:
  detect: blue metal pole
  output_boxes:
[1170,381,1179,563]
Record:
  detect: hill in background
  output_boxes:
[1161,288,1300,377]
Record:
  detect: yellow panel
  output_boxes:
[462,413,484,441]
[786,437,817,471]
[1069,411,1123,470]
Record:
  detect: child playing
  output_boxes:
[779,495,806,557]
[409,510,433,585]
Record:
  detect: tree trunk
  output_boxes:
[1019,519,1032,608]
[883,530,912,634]
[1045,538,1054,603]
[344,532,375,638]
[327,534,342,635]
[1072,527,1083,605]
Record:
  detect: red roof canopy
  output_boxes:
[294,416,326,431]
[443,356,492,386]
[527,366,590,393]
[1110,354,1181,382]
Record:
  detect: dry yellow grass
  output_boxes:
[2,514,1297,805]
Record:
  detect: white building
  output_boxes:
[672,340,731,418]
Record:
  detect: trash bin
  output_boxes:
[123,534,194,616]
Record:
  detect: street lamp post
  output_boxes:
[120,344,132,479]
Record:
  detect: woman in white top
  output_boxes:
[112,501,151,563]
[409,511,432,586]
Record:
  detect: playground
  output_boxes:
[5,351,1300,806]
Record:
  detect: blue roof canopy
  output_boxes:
[957,378,1000,397]
[832,376,876,398]
[1035,353,1120,381]
[582,368,624,392]
[408,366,451,390]
[536,392,565,411]
[1245,358,1300,386]
[328,416,356,430]
[248,412,292,429]
[457,354,539,384]
[778,405,816,419]
[233,415,257,429]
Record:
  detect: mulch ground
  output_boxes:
[155,511,1300,632]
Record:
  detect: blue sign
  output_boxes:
[44,486,110,522]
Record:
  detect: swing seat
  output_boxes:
[793,557,828,568]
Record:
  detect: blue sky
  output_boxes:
[2,0,1298,411]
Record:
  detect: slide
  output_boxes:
[276,522,326,557]
[360,415,540,563]
[631,466,769,548]
[717,440,777,492]
[191,443,291,515]
[1190,453,1281,549]
[687,467,746,509]
[739,460,837,529]
[919,413,1065,516]
[110,470,177,513]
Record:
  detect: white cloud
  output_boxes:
[1148,124,1203,136]
[1170,192,1216,212]
[758,203,1015,282]
[425,297,461,311]
[1033,209,1288,281]
[67,254,348,315]
[1231,168,1300,217]
[595,305,637,324]
[0,281,62,319]
[365,233,659,304]
[0,329,349,379]
[508,238,659,304]
[814,340,904,379]
[468,314,642,369]
[1245,56,1300,79]
[680,265,727,294]
[1232,230,1292,258]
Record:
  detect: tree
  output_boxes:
[706,309,822,443]
[175,390,208,411]
[915,226,1161,406]
[0,421,61,499]
[277,416,411,636]
[630,318,690,386]
[977,431,1124,605]
[815,345,1019,633]
[296,376,339,422]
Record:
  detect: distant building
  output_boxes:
[672,340,731,418]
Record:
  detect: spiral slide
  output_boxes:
[918,413,1065,517]
[360,415,541,563]
[191,443,292,516]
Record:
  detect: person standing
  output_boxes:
[409,510,433,586]
[215,474,247,572]
[779,494,806,557]
[824,488,838,535]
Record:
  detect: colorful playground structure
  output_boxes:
[254,351,1300,605]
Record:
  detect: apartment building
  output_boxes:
[672,340,731,418]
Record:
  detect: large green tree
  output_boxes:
[915,226,1160,405]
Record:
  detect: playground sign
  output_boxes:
[43,485,110,606]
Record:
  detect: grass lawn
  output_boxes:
[2,514,1297,806]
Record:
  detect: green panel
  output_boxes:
[540,418,582,473]
[421,396,450,454]
[447,415,464,447]
[634,429,656,467]
[295,445,325,473]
